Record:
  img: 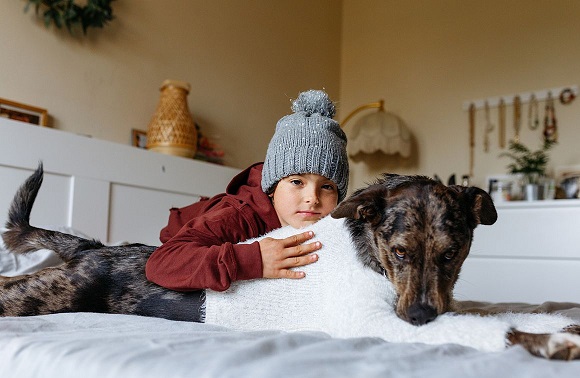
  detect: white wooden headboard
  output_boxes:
[0,118,240,245]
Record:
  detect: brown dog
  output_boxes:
[331,174,498,325]
[1,165,579,360]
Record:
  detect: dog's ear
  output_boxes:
[331,184,387,226]
[450,185,498,226]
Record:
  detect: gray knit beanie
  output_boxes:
[262,89,349,202]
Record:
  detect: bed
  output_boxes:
[1,117,580,377]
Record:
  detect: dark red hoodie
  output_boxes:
[145,163,281,291]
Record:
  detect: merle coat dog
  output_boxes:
[1,165,579,360]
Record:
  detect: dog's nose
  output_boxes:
[407,303,437,326]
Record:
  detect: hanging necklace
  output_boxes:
[469,103,475,177]
[484,100,494,152]
[498,98,506,149]
[543,92,557,142]
[528,93,540,130]
[513,95,521,142]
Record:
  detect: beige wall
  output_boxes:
[3,0,579,192]
[341,0,580,190]
[0,0,341,169]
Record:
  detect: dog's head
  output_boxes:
[331,174,497,326]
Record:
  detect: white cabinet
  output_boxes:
[0,118,240,245]
[454,200,580,304]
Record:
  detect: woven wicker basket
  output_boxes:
[146,80,198,158]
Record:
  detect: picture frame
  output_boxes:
[131,129,147,149]
[0,98,48,126]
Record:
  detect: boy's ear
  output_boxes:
[331,184,387,226]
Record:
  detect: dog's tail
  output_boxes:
[2,163,104,261]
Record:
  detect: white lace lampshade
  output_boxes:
[342,100,411,158]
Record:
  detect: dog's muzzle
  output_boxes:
[407,303,437,326]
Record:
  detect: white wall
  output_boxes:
[3,0,580,193]
[340,0,580,190]
[0,0,342,169]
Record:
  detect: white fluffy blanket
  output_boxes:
[204,216,575,352]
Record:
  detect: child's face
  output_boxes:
[271,173,339,228]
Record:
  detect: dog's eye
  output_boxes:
[393,247,406,260]
[443,251,455,261]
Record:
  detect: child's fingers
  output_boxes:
[277,249,318,277]
[287,251,318,267]
[282,231,321,258]
[259,233,321,279]
[287,241,321,257]
[280,268,307,279]
[283,231,315,247]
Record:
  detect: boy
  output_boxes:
[145,89,349,293]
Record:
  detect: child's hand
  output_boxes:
[259,231,321,279]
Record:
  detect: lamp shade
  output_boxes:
[347,110,411,157]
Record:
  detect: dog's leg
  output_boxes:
[452,305,493,317]
[563,324,580,335]
[508,329,580,360]
[0,259,108,316]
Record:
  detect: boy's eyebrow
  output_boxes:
[286,173,335,183]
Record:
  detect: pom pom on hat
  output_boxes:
[262,89,349,202]
[291,89,336,118]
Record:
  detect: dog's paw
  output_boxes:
[508,329,580,360]
[563,324,580,336]
[545,333,580,361]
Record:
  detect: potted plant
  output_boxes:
[500,140,555,200]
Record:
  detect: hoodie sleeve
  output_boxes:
[145,204,266,292]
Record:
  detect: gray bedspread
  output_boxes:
[2,239,580,377]
[1,303,579,378]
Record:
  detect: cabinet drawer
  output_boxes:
[455,257,580,303]
[472,202,580,259]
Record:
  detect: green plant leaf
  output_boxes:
[499,140,556,180]
[22,0,115,35]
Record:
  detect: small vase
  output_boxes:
[146,80,198,158]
